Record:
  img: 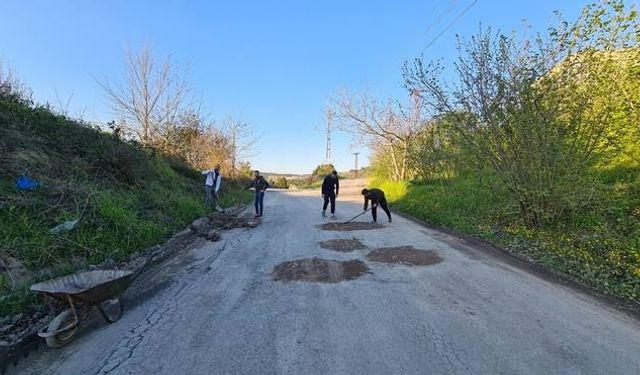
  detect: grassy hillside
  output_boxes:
[0,92,249,316]
[371,166,640,303]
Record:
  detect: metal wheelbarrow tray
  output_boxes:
[30,250,158,348]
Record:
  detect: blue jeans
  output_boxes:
[254,191,265,215]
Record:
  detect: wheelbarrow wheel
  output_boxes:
[45,309,78,348]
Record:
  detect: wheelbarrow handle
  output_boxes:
[131,248,163,282]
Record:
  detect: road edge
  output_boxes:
[390,208,640,322]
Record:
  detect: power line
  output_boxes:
[424,0,460,36]
[421,0,478,54]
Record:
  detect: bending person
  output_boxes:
[362,188,392,223]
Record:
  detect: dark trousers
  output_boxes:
[254,191,265,215]
[323,193,336,214]
[372,198,391,222]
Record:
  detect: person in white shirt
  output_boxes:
[202,164,222,211]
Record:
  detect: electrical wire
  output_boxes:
[421,0,478,54]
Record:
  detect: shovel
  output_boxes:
[343,208,370,224]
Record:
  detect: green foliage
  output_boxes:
[289,178,323,190]
[269,176,289,189]
[218,180,253,207]
[403,0,639,227]
[407,115,459,182]
[312,163,335,179]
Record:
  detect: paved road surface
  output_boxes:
[14,180,640,374]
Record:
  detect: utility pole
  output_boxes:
[353,152,359,177]
[325,109,334,164]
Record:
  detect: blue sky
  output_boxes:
[0,1,593,173]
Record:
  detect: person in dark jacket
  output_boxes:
[321,170,339,219]
[245,170,270,217]
[362,188,392,223]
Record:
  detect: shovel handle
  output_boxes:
[343,208,370,224]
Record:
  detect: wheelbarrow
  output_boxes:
[30,251,158,348]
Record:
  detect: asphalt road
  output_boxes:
[14,180,640,374]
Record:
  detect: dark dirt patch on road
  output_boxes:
[207,211,259,230]
[367,246,443,266]
[319,238,367,252]
[318,222,384,231]
[272,258,369,283]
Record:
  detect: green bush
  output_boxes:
[312,163,335,179]
[269,176,289,189]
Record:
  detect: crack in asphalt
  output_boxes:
[94,235,246,375]
[96,303,171,375]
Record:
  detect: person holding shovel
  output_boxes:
[246,170,270,217]
[362,188,392,223]
[321,170,339,219]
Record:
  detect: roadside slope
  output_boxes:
[0,92,247,318]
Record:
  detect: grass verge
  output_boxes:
[370,169,640,303]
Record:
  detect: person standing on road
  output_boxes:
[202,164,222,211]
[321,170,339,219]
[362,188,392,223]
[246,170,270,217]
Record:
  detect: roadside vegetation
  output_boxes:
[288,164,336,190]
[336,1,640,302]
[288,164,367,190]
[0,52,253,316]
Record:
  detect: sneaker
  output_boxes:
[388,218,392,223]
[331,214,337,220]
[254,214,260,218]
[322,211,326,217]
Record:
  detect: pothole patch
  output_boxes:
[272,258,369,283]
[318,222,384,231]
[319,238,367,252]
[366,246,443,266]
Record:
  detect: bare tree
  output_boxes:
[223,116,256,177]
[331,89,425,181]
[96,44,190,148]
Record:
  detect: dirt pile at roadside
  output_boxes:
[319,238,366,252]
[272,258,369,283]
[207,211,256,230]
[318,222,384,231]
[366,246,443,266]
